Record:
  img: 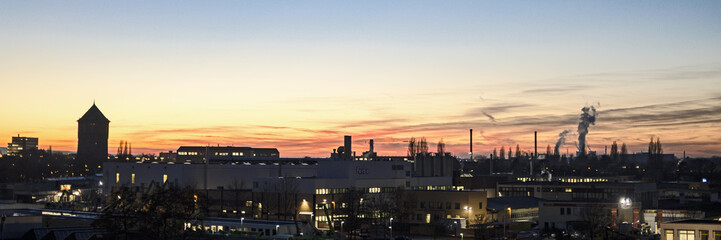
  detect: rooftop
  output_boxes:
[668,219,721,225]
[78,103,110,122]
[487,197,541,210]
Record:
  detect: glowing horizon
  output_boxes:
[2,1,720,157]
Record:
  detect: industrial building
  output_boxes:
[497,180,658,208]
[102,135,474,235]
[174,146,280,163]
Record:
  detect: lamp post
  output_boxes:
[276,225,280,235]
[503,206,511,238]
[1,214,5,240]
[464,207,472,228]
[460,233,464,240]
[390,217,394,240]
[241,217,244,232]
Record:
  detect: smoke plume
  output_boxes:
[482,111,496,122]
[554,129,571,155]
[577,106,598,154]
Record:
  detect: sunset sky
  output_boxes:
[2,1,720,157]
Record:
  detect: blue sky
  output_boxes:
[2,1,720,156]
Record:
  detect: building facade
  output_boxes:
[660,220,721,240]
[7,135,38,157]
[175,146,279,163]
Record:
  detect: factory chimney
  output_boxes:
[470,129,473,161]
[532,131,537,177]
[344,135,352,160]
[369,139,374,154]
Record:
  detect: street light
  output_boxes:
[241,218,244,232]
[390,218,394,240]
[464,207,472,228]
[276,225,280,235]
[460,233,464,240]
[341,221,344,234]
[503,206,511,238]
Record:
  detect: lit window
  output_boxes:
[131,173,135,184]
[679,230,694,240]
[116,173,120,183]
[163,174,168,183]
[665,230,673,240]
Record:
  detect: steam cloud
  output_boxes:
[554,129,572,155]
[577,106,598,154]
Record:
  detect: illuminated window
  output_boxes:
[678,230,694,240]
[665,230,674,240]
[245,201,253,207]
[315,189,330,195]
[131,173,135,184]
[369,187,381,193]
[565,188,572,193]
[163,174,168,183]
[232,152,243,156]
[116,173,120,183]
[699,230,708,240]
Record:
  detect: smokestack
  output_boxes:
[534,131,537,158]
[344,135,352,160]
[489,154,494,174]
[470,129,473,160]
[533,131,536,177]
[369,139,374,154]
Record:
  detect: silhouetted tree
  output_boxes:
[95,182,204,240]
[580,204,612,239]
[649,137,664,180]
[610,141,619,161]
[419,137,429,154]
[499,147,505,160]
[546,145,552,157]
[407,137,417,159]
[515,144,521,158]
[437,139,445,154]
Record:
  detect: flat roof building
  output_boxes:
[7,135,38,156]
[660,219,721,240]
[175,146,279,163]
